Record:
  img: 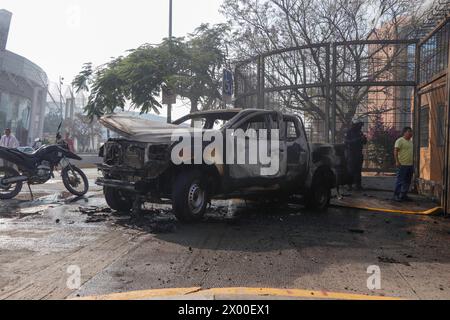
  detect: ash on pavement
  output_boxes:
[1,169,450,300]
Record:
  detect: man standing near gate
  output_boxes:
[393,127,414,202]
[345,120,367,191]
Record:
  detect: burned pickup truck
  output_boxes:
[96,109,348,221]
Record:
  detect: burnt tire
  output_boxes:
[172,170,208,222]
[104,187,133,213]
[305,178,331,211]
[62,166,89,197]
[0,166,23,200]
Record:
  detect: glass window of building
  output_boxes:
[0,90,32,146]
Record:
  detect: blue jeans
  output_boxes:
[394,166,414,199]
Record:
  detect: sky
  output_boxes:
[2,0,226,118]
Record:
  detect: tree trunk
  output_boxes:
[190,98,199,114]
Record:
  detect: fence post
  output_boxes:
[414,43,421,192]
[443,40,450,214]
[325,44,331,143]
[331,43,337,144]
[260,56,265,109]
[234,65,239,107]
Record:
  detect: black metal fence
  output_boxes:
[419,17,449,85]
[235,39,418,171]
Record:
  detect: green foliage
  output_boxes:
[63,113,103,152]
[367,113,400,170]
[72,63,93,93]
[73,24,230,119]
[43,110,62,134]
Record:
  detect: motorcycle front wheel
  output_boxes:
[61,166,89,197]
[0,166,23,200]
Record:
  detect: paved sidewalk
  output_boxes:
[361,175,397,191]
[333,176,441,215]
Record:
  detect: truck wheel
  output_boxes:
[172,170,208,222]
[305,180,331,211]
[104,187,133,213]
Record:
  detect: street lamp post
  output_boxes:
[167,0,173,124]
[169,0,173,40]
[58,76,65,121]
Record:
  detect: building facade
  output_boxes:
[415,14,450,210]
[0,9,48,146]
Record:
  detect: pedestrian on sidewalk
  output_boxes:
[0,128,19,149]
[0,128,20,167]
[64,132,75,153]
[393,127,414,202]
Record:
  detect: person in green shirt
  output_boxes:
[393,127,414,202]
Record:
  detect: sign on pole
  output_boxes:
[162,84,176,105]
[223,69,233,104]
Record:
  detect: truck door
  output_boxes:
[284,115,309,183]
[227,111,286,190]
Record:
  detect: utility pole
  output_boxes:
[58,76,65,131]
[167,0,173,124]
[58,76,64,119]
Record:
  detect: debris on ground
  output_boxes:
[378,256,411,266]
[79,206,113,215]
[0,202,56,219]
[79,206,113,223]
[348,229,365,234]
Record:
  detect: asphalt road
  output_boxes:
[0,169,450,300]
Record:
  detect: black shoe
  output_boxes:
[393,195,403,202]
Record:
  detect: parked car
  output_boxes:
[96,109,349,221]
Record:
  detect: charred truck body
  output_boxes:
[97,109,348,222]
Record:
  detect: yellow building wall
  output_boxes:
[417,77,447,200]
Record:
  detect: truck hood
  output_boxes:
[99,114,208,144]
[99,114,196,144]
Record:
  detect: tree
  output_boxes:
[73,24,231,119]
[169,23,231,113]
[43,109,62,135]
[367,113,400,171]
[222,0,429,140]
[72,62,94,93]
[63,113,103,152]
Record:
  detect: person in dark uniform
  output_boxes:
[345,120,367,191]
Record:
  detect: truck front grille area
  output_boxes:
[125,145,145,169]
[105,143,123,166]
[104,141,145,169]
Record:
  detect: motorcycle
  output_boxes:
[0,124,89,200]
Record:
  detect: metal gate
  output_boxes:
[235,39,417,172]
[416,16,450,209]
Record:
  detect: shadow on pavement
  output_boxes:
[107,199,450,268]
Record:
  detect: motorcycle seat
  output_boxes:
[9,148,39,159]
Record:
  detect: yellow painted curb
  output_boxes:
[72,287,202,300]
[74,287,402,301]
[332,204,443,216]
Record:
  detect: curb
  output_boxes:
[73,287,402,301]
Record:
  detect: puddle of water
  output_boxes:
[0,191,102,219]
